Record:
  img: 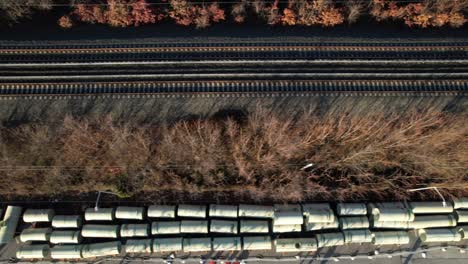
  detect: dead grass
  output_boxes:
[0,109,466,203]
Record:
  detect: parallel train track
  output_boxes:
[0,41,466,98]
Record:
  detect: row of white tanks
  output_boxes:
[16,226,468,259]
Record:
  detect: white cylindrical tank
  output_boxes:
[50,230,82,244]
[272,224,302,233]
[456,210,468,223]
[147,205,176,218]
[81,241,121,258]
[303,206,335,223]
[305,219,339,231]
[177,204,207,218]
[343,229,374,244]
[0,206,22,244]
[316,233,345,248]
[125,239,152,253]
[23,209,54,222]
[81,224,120,238]
[52,215,82,228]
[120,224,149,237]
[368,202,406,211]
[409,215,457,229]
[84,208,115,221]
[180,220,208,234]
[371,220,411,229]
[209,204,238,218]
[274,238,317,252]
[153,238,183,252]
[409,202,454,214]
[238,204,274,218]
[240,220,269,233]
[50,245,83,259]
[418,228,462,242]
[339,216,370,230]
[372,208,414,222]
[273,211,303,225]
[373,231,410,245]
[337,203,367,216]
[212,237,241,251]
[210,220,238,234]
[20,228,52,242]
[242,236,272,250]
[453,198,468,209]
[115,206,145,220]
[183,237,211,252]
[16,244,49,259]
[151,221,181,235]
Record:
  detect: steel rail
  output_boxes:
[1,45,466,54]
[1,72,467,81]
[1,59,467,68]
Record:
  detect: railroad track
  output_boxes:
[0,80,465,99]
[0,41,466,97]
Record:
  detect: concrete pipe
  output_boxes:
[372,208,414,222]
[316,233,345,248]
[50,245,83,259]
[177,204,207,218]
[240,220,269,233]
[272,224,302,233]
[409,215,457,229]
[120,223,149,237]
[453,198,468,209]
[242,236,272,250]
[20,228,52,242]
[23,209,54,223]
[418,228,462,243]
[302,204,334,223]
[275,238,317,252]
[337,203,368,216]
[84,208,115,221]
[147,205,176,218]
[16,244,50,259]
[373,231,410,245]
[81,224,120,238]
[153,237,183,252]
[273,210,304,225]
[151,221,181,235]
[183,237,212,252]
[212,237,241,251]
[125,239,152,253]
[81,241,121,258]
[238,204,274,218]
[209,204,238,218]
[409,202,454,214]
[0,206,22,244]
[456,210,468,223]
[50,230,82,244]
[343,229,374,244]
[305,219,339,231]
[115,206,145,220]
[210,219,238,234]
[339,216,370,230]
[52,215,82,228]
[371,220,411,229]
[180,220,208,234]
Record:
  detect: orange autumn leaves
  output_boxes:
[59,0,467,29]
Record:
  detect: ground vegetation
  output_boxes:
[0,109,466,203]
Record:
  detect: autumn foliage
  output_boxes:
[67,0,163,27]
[2,0,459,29]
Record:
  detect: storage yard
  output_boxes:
[0,199,467,263]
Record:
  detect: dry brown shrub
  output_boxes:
[0,110,466,202]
